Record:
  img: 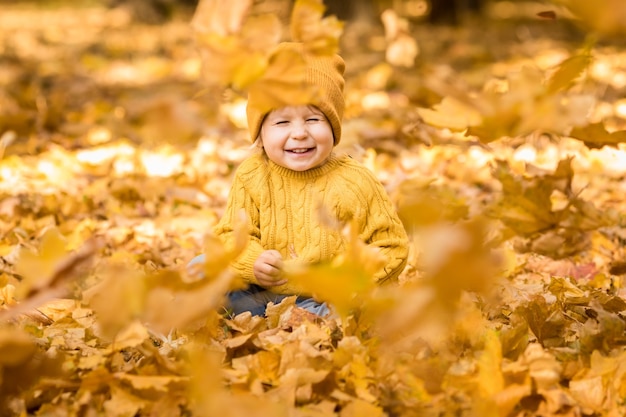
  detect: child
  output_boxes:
[191,42,409,317]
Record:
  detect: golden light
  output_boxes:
[134,220,159,240]
[76,142,136,165]
[590,60,613,84]
[467,146,494,168]
[615,99,626,119]
[536,49,570,71]
[362,92,391,110]
[364,63,393,90]
[196,137,218,155]
[223,99,248,129]
[37,159,68,183]
[86,126,112,145]
[141,150,184,177]
[512,143,538,164]
[536,143,561,170]
[113,158,136,176]
[593,102,614,120]
[613,72,626,89]
[589,146,626,174]
[0,165,19,188]
[179,57,202,80]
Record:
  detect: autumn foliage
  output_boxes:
[2,0,626,416]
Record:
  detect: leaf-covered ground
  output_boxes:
[2,1,626,416]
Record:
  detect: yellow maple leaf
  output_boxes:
[381,9,419,67]
[195,33,268,89]
[113,373,188,393]
[490,160,565,236]
[15,227,68,298]
[285,221,382,318]
[491,158,611,258]
[477,330,505,397]
[111,319,150,351]
[555,0,626,37]
[0,327,36,366]
[339,398,385,417]
[191,0,252,37]
[547,50,593,94]
[290,0,343,55]
[569,375,605,413]
[286,263,374,318]
[103,384,146,417]
[143,270,233,334]
[420,218,501,301]
[395,177,469,228]
[11,229,98,317]
[417,96,482,132]
[246,46,318,119]
[192,0,281,89]
[570,122,626,149]
[419,64,594,142]
[85,265,146,340]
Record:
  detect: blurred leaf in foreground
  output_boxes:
[416,96,481,132]
[394,177,469,229]
[380,9,419,68]
[245,46,319,120]
[290,0,343,55]
[420,63,594,142]
[547,49,593,94]
[192,0,281,89]
[0,326,66,410]
[555,0,626,37]
[5,229,98,322]
[187,342,289,417]
[191,0,252,37]
[285,221,383,318]
[15,228,69,298]
[86,258,235,338]
[375,218,500,348]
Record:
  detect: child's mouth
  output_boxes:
[286,148,313,154]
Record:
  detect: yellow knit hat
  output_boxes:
[246,42,346,145]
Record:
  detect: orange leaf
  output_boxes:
[547,52,592,93]
[569,122,626,149]
[537,10,557,19]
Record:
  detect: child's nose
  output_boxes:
[291,123,307,139]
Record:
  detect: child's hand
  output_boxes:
[254,250,287,287]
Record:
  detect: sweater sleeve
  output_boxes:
[213,162,264,285]
[356,169,409,284]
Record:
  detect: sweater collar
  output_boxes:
[268,153,342,179]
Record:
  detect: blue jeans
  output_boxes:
[188,254,330,317]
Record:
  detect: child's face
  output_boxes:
[260,105,334,171]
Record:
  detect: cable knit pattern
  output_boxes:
[213,153,409,295]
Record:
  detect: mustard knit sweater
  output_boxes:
[214,153,409,295]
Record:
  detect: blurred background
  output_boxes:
[0,0,592,153]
